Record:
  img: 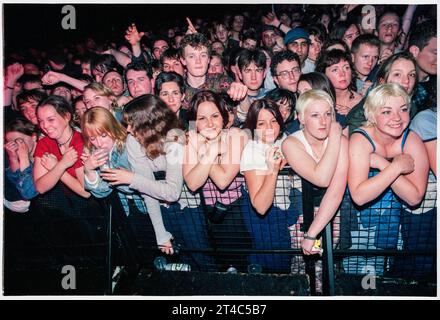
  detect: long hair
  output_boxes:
[375,52,419,96]
[81,107,127,153]
[244,98,284,140]
[123,94,183,159]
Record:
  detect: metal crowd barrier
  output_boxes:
[3,170,436,296]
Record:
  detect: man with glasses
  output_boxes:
[270,50,302,95]
[284,28,312,73]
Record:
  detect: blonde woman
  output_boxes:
[82,82,123,122]
[282,90,348,255]
[346,83,429,275]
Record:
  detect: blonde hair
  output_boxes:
[363,83,410,127]
[83,82,118,111]
[295,89,335,126]
[81,107,127,153]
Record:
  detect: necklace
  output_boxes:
[58,128,74,147]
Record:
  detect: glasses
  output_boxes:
[380,23,399,30]
[276,67,301,79]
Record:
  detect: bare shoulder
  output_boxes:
[404,130,426,153]
[349,128,373,153]
[282,135,301,148]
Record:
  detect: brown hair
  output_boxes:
[123,94,183,159]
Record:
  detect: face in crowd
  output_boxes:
[126,69,152,98]
[352,44,379,79]
[181,45,210,78]
[103,71,125,96]
[196,101,224,140]
[256,108,281,144]
[325,59,352,91]
[158,81,185,114]
[274,59,301,93]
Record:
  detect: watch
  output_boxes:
[303,233,317,241]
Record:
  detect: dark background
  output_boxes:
[3,4,436,53]
[3,3,270,51]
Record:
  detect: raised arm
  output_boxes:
[397,5,417,51]
[99,48,131,69]
[262,12,291,34]
[41,71,88,91]
[282,123,342,188]
[4,63,24,107]
[125,23,144,60]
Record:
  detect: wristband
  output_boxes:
[6,86,14,90]
[277,22,282,29]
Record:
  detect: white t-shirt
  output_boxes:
[240,134,291,210]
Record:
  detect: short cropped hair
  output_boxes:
[295,89,335,124]
[363,83,410,126]
[351,34,380,54]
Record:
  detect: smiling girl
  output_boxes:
[33,96,89,198]
[345,83,429,275]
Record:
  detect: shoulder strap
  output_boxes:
[401,127,410,151]
[352,128,376,152]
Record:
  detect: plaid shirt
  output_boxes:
[182,73,233,109]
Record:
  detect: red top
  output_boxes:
[34,130,84,178]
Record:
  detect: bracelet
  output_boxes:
[6,86,14,90]
[304,233,317,241]
[277,22,282,29]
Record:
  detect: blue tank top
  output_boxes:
[351,127,410,249]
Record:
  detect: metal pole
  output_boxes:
[106,203,112,295]
[323,223,335,296]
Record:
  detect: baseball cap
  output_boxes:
[261,25,277,33]
[284,28,310,45]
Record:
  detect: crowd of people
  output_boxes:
[3,4,437,292]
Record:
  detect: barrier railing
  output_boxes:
[3,170,436,295]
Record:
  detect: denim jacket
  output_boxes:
[6,163,38,200]
[84,145,145,214]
